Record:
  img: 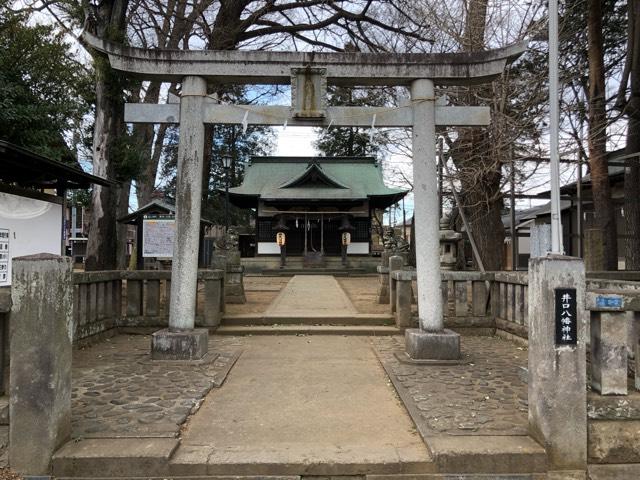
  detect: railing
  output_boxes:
[442,271,494,330]
[390,270,494,330]
[72,270,225,343]
[491,271,529,338]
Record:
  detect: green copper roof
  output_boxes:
[228,156,407,208]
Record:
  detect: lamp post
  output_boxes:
[222,155,232,231]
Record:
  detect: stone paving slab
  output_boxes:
[177,335,433,476]
[373,336,529,437]
[265,275,357,317]
[71,334,243,438]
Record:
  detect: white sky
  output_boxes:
[273,127,318,157]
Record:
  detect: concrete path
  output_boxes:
[175,336,432,476]
[264,275,357,318]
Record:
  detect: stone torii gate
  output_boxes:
[84,32,525,360]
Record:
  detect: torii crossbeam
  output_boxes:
[84,32,526,361]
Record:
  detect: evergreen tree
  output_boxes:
[0,8,92,161]
[314,86,392,157]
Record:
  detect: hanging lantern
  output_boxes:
[342,232,351,246]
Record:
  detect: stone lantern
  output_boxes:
[439,214,462,270]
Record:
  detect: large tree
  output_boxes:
[617,0,640,269]
[587,0,618,270]
[82,0,133,271]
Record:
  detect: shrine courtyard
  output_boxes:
[52,274,545,478]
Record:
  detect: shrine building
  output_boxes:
[228,156,407,258]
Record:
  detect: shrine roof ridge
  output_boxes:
[249,156,376,164]
[82,31,527,86]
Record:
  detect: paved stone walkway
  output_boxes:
[175,335,431,474]
[265,275,357,317]
[373,335,528,436]
[71,335,243,438]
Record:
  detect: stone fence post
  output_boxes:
[528,255,587,478]
[200,270,225,328]
[377,265,390,304]
[389,255,404,314]
[586,289,640,395]
[10,254,73,475]
[392,270,415,328]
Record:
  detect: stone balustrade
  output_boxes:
[491,271,529,338]
[72,269,225,344]
[390,269,493,332]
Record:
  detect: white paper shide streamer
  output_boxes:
[241,110,249,134]
[369,113,377,144]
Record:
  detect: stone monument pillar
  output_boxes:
[10,254,72,475]
[218,229,246,304]
[528,255,587,477]
[153,75,209,360]
[404,78,460,360]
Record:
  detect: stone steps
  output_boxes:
[52,436,547,478]
[222,313,395,326]
[215,324,402,335]
[261,268,368,276]
[56,476,543,480]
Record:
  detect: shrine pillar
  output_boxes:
[152,75,209,360]
[405,78,460,360]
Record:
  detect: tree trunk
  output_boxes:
[134,81,162,206]
[587,0,618,270]
[625,0,640,269]
[84,0,130,271]
[450,0,505,270]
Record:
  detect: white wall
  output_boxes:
[347,242,369,254]
[0,192,62,286]
[258,242,281,255]
[258,241,369,255]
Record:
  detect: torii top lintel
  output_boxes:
[83,32,526,87]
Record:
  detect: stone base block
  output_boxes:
[405,328,460,360]
[151,328,208,361]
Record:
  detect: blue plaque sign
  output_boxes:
[595,295,623,309]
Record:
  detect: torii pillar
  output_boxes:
[405,78,460,360]
[150,75,210,360]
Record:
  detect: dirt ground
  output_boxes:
[336,276,388,314]
[224,275,408,316]
[225,276,290,314]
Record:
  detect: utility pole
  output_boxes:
[549,0,564,253]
